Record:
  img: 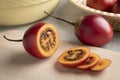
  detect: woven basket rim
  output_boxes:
[70,0,120,19]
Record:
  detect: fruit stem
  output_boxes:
[3,35,23,42]
[44,11,76,26]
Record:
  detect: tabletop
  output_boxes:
[0,0,120,52]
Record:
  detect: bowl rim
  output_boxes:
[0,0,54,9]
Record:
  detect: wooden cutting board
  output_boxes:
[0,30,120,80]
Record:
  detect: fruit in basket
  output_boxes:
[3,22,59,58]
[111,1,120,13]
[86,0,117,11]
[44,12,113,47]
[77,53,100,70]
[57,47,90,67]
[90,59,111,71]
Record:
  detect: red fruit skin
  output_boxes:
[118,0,120,4]
[23,22,46,58]
[112,2,120,13]
[87,0,117,11]
[75,15,113,47]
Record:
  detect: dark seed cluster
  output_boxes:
[40,29,56,51]
[64,49,83,61]
[85,57,93,64]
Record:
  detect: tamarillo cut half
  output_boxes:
[4,22,59,58]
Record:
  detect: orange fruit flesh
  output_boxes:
[37,23,59,57]
[77,53,100,70]
[91,59,111,71]
[57,47,90,67]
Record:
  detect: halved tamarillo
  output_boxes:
[77,53,100,70]
[90,59,111,71]
[57,47,90,67]
[3,22,59,58]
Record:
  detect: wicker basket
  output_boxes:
[70,0,120,31]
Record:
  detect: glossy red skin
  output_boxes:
[112,2,120,13]
[23,22,46,58]
[87,0,116,11]
[75,15,113,47]
[118,0,120,4]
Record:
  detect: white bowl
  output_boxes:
[0,0,60,26]
[70,0,120,31]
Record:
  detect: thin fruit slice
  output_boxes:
[57,47,90,67]
[91,59,111,71]
[77,53,100,70]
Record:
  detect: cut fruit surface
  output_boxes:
[57,47,90,67]
[23,22,59,58]
[37,23,59,57]
[77,53,100,70]
[91,59,111,71]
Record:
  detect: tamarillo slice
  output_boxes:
[77,53,100,70]
[90,59,111,71]
[57,47,90,67]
